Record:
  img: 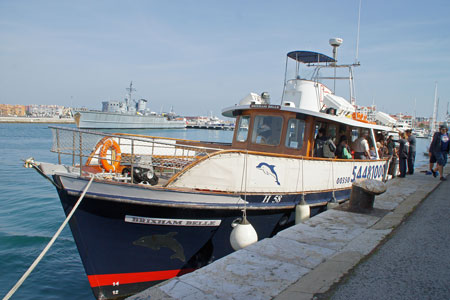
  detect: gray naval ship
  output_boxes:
[74,82,186,129]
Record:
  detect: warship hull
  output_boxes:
[74,110,186,129]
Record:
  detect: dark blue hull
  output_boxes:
[56,180,350,299]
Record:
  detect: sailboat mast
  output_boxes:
[431,82,438,133]
[446,102,450,126]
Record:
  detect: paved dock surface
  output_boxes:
[322,175,450,300]
[128,167,449,300]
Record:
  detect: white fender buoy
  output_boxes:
[230,216,258,251]
[295,199,310,224]
[327,196,339,210]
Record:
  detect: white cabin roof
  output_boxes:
[222,104,392,131]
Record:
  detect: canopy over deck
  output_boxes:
[287,51,335,64]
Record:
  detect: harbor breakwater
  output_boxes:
[0,117,74,124]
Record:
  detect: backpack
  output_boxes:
[323,139,336,158]
[314,138,325,157]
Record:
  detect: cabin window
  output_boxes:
[236,115,250,142]
[328,124,337,142]
[285,118,305,149]
[252,115,283,146]
[351,128,359,143]
[314,122,325,137]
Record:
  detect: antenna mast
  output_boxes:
[126,81,136,108]
[329,38,343,94]
[126,81,136,102]
[355,0,362,64]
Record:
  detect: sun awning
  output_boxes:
[287,51,335,64]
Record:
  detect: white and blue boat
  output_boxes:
[28,39,392,300]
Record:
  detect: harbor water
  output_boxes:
[0,123,431,299]
[0,123,233,300]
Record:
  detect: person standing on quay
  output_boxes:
[398,132,409,178]
[429,125,450,181]
[405,129,416,174]
[386,135,398,177]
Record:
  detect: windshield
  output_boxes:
[251,115,283,146]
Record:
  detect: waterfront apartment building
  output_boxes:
[355,105,418,128]
[0,104,69,117]
[355,105,377,122]
[26,104,65,117]
[392,113,413,127]
[0,104,26,116]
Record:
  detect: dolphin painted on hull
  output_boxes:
[133,232,186,262]
[256,162,281,185]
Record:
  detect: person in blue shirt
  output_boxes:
[429,125,450,181]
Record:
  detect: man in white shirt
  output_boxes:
[353,132,370,159]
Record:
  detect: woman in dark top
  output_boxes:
[386,135,396,156]
[398,132,409,178]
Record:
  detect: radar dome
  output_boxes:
[329,38,343,47]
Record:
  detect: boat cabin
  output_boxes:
[162,47,391,161]
[221,48,390,159]
[223,104,387,159]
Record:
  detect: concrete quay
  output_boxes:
[128,165,448,300]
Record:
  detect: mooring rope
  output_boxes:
[3,175,95,300]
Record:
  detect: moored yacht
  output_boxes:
[26,39,392,300]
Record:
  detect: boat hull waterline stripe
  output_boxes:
[87,268,196,288]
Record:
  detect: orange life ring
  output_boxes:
[99,139,121,172]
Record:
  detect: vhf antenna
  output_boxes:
[355,0,362,64]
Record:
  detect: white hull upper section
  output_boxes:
[75,110,186,129]
[168,151,389,194]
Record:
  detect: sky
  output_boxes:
[1,0,449,120]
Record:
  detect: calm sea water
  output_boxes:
[0,123,430,299]
[0,123,233,300]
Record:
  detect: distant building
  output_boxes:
[355,105,377,122]
[26,104,65,117]
[355,106,424,129]
[414,116,429,128]
[0,104,26,116]
[1,103,73,117]
[391,113,413,128]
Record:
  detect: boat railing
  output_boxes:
[49,126,224,183]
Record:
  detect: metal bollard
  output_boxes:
[349,179,387,213]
